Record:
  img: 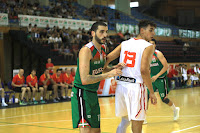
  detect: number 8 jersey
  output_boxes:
[118,38,152,85]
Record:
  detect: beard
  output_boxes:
[95,34,106,44]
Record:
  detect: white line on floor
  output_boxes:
[171,125,200,133]
[0,109,71,120]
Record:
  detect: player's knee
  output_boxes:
[162,98,170,104]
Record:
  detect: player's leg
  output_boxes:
[115,84,130,132]
[157,77,180,120]
[71,87,100,132]
[131,120,143,133]
[117,116,130,133]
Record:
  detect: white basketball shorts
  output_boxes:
[115,83,147,121]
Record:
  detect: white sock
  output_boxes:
[63,96,66,98]
[2,97,5,103]
[40,97,43,100]
[33,97,35,101]
[171,103,176,112]
[116,116,130,133]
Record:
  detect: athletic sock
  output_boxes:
[116,116,130,133]
[2,97,5,103]
[171,103,176,112]
[40,97,43,100]
[33,97,35,101]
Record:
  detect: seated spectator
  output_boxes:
[0,78,8,107]
[171,65,182,89]
[12,69,29,105]
[167,67,173,89]
[46,58,54,75]
[32,24,40,43]
[26,69,46,104]
[181,64,188,87]
[54,34,62,49]
[63,68,74,89]
[194,64,200,76]
[39,69,58,102]
[52,69,68,100]
[27,23,32,33]
[124,30,130,40]
[187,65,199,87]
[48,33,56,49]
[117,30,125,42]
[59,45,74,61]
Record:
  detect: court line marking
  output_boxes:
[0,103,113,120]
[0,109,71,120]
[0,120,112,133]
[171,125,200,133]
[0,120,70,126]
[0,118,117,127]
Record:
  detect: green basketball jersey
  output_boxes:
[74,42,106,92]
[150,50,167,78]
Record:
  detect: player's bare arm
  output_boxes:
[151,51,169,82]
[103,44,121,70]
[79,47,122,85]
[141,45,157,104]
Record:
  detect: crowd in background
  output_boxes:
[0,0,78,19]
[168,64,200,89]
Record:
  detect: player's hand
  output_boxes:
[149,93,157,105]
[108,68,122,78]
[151,76,158,82]
[113,62,126,70]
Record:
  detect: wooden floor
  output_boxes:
[0,87,200,133]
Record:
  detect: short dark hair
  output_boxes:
[90,21,107,32]
[138,20,156,33]
[56,69,62,72]
[151,38,157,44]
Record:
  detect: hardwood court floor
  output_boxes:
[0,87,200,133]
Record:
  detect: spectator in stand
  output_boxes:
[46,58,54,75]
[39,69,58,102]
[194,64,200,76]
[31,24,40,43]
[12,69,28,105]
[26,69,46,104]
[27,23,32,33]
[124,30,131,40]
[0,78,8,107]
[52,69,67,100]
[171,65,182,89]
[59,45,74,61]
[167,66,173,89]
[187,65,199,87]
[117,30,125,42]
[181,64,188,87]
[40,29,48,44]
[54,34,62,49]
[48,33,56,49]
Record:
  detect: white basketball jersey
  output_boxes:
[118,38,152,85]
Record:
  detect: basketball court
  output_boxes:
[0,87,200,133]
